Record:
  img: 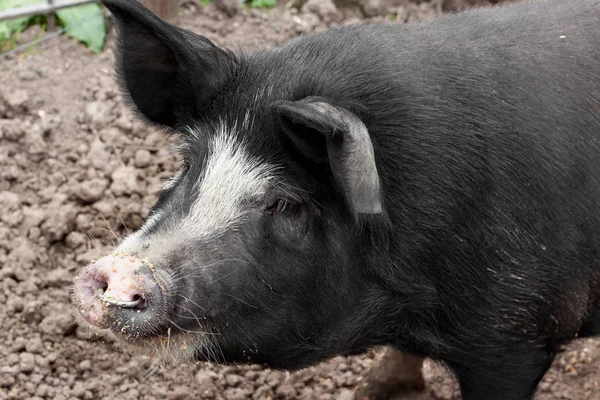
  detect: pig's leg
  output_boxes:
[354,347,425,400]
[450,348,554,400]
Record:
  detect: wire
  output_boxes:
[0,8,105,61]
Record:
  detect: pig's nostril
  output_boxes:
[91,279,108,298]
[131,294,147,309]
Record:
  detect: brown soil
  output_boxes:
[1,1,598,399]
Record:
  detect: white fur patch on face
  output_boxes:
[118,122,276,254]
[183,126,275,239]
[117,210,162,256]
[161,167,184,191]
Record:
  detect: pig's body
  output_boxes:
[74,0,600,399]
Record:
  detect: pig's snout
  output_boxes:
[73,253,171,338]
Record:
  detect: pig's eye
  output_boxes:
[265,196,309,243]
[267,198,301,216]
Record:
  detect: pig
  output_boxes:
[72,0,600,399]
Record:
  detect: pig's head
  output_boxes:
[73,0,390,370]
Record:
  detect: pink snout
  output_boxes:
[73,253,167,337]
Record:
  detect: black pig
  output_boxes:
[73,0,600,398]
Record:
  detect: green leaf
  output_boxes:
[0,0,45,40]
[249,0,276,8]
[56,3,105,53]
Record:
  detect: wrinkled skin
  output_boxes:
[73,1,600,399]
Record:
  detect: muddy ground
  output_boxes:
[1,0,599,399]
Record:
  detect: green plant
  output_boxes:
[0,0,45,46]
[0,0,106,54]
[56,3,105,53]
[0,31,19,52]
[199,0,213,5]
[248,0,276,9]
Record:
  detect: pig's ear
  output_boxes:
[273,98,384,218]
[101,0,235,128]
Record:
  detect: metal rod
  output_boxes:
[47,0,56,32]
[0,0,97,22]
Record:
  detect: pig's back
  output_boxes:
[250,0,600,318]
